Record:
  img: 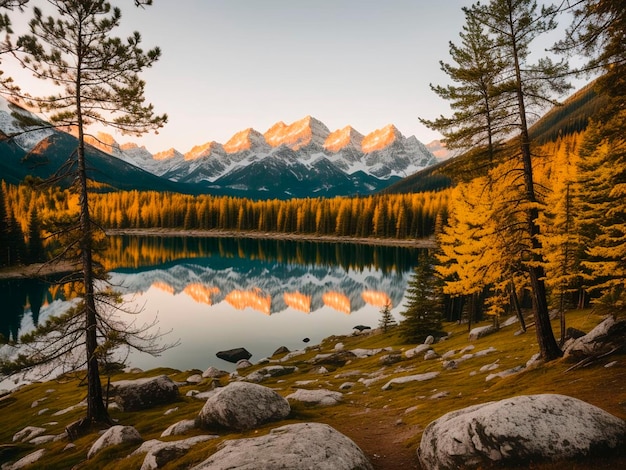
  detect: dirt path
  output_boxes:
[321,407,422,470]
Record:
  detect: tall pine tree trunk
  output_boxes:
[509,14,562,360]
[76,104,109,426]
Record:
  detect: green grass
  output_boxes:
[1,309,624,469]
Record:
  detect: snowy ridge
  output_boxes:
[0,97,54,151]
[113,116,437,185]
[0,94,437,196]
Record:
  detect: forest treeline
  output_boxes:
[0,183,449,268]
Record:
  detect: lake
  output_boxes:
[0,235,424,383]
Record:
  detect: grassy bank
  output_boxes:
[1,309,624,469]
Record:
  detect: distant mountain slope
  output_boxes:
[384,81,603,195]
[0,99,193,193]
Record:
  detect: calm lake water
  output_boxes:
[1,236,423,382]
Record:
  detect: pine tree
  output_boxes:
[458,0,569,361]
[400,250,445,343]
[27,206,45,264]
[0,183,10,267]
[576,122,626,309]
[11,0,167,430]
[420,6,508,163]
[378,301,396,334]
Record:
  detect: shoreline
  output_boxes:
[105,228,437,248]
[0,260,80,280]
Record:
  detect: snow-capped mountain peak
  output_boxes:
[153,148,184,161]
[324,125,364,152]
[263,116,330,150]
[361,124,402,153]
[184,141,225,161]
[0,96,437,199]
[223,128,269,154]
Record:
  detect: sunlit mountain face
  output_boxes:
[323,291,351,315]
[225,288,272,316]
[152,281,175,294]
[283,291,312,314]
[183,283,220,305]
[361,290,392,308]
[360,124,401,153]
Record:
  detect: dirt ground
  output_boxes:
[322,407,421,470]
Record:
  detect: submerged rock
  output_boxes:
[216,347,252,363]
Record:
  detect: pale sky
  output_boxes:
[6,0,581,155]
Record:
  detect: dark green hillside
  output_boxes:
[384,81,603,194]
[0,131,197,194]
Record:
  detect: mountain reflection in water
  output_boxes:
[1,236,424,373]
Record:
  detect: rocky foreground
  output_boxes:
[1,313,625,470]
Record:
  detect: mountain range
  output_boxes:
[0,97,438,198]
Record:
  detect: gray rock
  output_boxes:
[111,375,179,412]
[405,344,431,359]
[244,365,297,383]
[190,422,373,470]
[379,353,402,365]
[350,347,390,358]
[423,350,439,360]
[441,349,457,360]
[382,372,439,390]
[418,394,626,470]
[286,389,343,406]
[564,315,626,359]
[28,434,56,445]
[272,345,290,356]
[201,366,228,379]
[3,449,46,470]
[132,435,218,470]
[313,350,357,366]
[197,382,290,431]
[186,374,203,384]
[468,324,497,340]
[87,425,142,459]
[12,426,46,443]
[236,359,253,369]
[424,335,435,345]
[161,419,196,437]
[339,382,355,390]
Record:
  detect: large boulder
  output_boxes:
[468,324,497,340]
[563,315,626,360]
[312,350,357,367]
[286,388,343,406]
[196,382,290,431]
[110,375,179,412]
[132,435,218,470]
[87,425,142,459]
[216,347,252,363]
[418,394,626,470]
[190,422,373,470]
